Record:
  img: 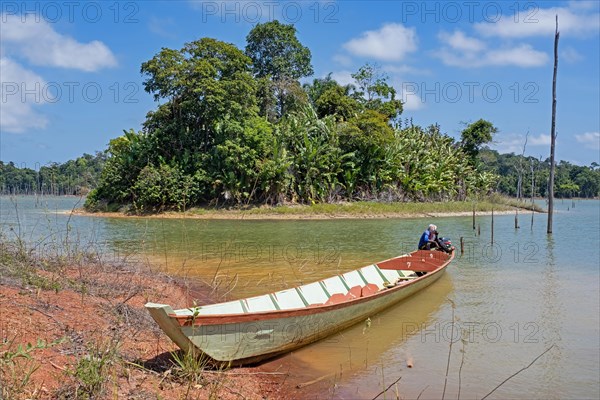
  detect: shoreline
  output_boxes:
[71,206,543,221]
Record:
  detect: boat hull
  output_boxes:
[147,252,451,365]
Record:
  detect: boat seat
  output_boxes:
[348,285,362,299]
[244,294,279,313]
[298,282,329,306]
[341,270,367,289]
[359,265,387,289]
[399,270,419,278]
[361,283,378,297]
[197,300,246,315]
[379,268,402,284]
[324,293,349,306]
[273,288,307,310]
[321,276,349,295]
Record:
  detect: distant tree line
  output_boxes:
[0,153,106,196]
[479,148,600,199]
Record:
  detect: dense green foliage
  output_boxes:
[0,153,105,195]
[480,149,600,198]
[460,119,498,165]
[78,23,496,211]
[3,22,597,209]
[80,23,597,212]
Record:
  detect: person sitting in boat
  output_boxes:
[418,224,440,250]
[434,230,455,253]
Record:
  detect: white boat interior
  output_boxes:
[173,264,421,317]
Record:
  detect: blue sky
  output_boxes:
[1,0,599,168]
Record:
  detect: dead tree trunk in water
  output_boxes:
[531,158,537,230]
[547,16,559,234]
[515,131,529,229]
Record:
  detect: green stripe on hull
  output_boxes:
[268,294,281,310]
[339,276,350,290]
[295,288,309,306]
[318,281,331,298]
[356,270,369,285]
[374,265,390,282]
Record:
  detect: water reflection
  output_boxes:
[531,234,561,399]
[262,273,454,398]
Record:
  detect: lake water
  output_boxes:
[1,196,599,399]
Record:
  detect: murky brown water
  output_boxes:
[2,197,599,399]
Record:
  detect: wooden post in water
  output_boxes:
[547,16,559,234]
[472,203,476,230]
[491,207,495,244]
[477,224,481,236]
[515,211,519,229]
[460,237,464,255]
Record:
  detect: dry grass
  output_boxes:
[0,237,282,399]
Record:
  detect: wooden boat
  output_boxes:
[146,249,454,365]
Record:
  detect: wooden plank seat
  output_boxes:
[324,293,350,305]
[324,283,380,305]
[348,285,362,299]
[361,283,378,297]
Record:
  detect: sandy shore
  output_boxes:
[71,208,539,220]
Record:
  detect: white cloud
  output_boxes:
[442,30,485,52]
[1,14,117,71]
[382,64,429,75]
[484,45,548,67]
[475,6,600,38]
[561,46,584,63]
[435,31,548,68]
[568,1,599,11]
[529,134,551,146]
[332,54,353,67]
[575,132,600,150]
[491,132,553,154]
[491,134,530,154]
[343,23,417,61]
[399,85,424,111]
[0,58,49,133]
[329,70,354,87]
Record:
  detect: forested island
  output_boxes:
[1,21,598,211]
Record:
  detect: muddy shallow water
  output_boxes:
[2,196,598,399]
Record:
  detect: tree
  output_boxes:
[89,38,262,210]
[245,20,313,80]
[303,75,359,120]
[351,64,403,120]
[575,168,600,197]
[141,37,258,161]
[245,20,313,118]
[460,119,498,163]
[315,85,360,121]
[304,74,341,106]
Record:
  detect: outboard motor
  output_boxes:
[436,237,455,253]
